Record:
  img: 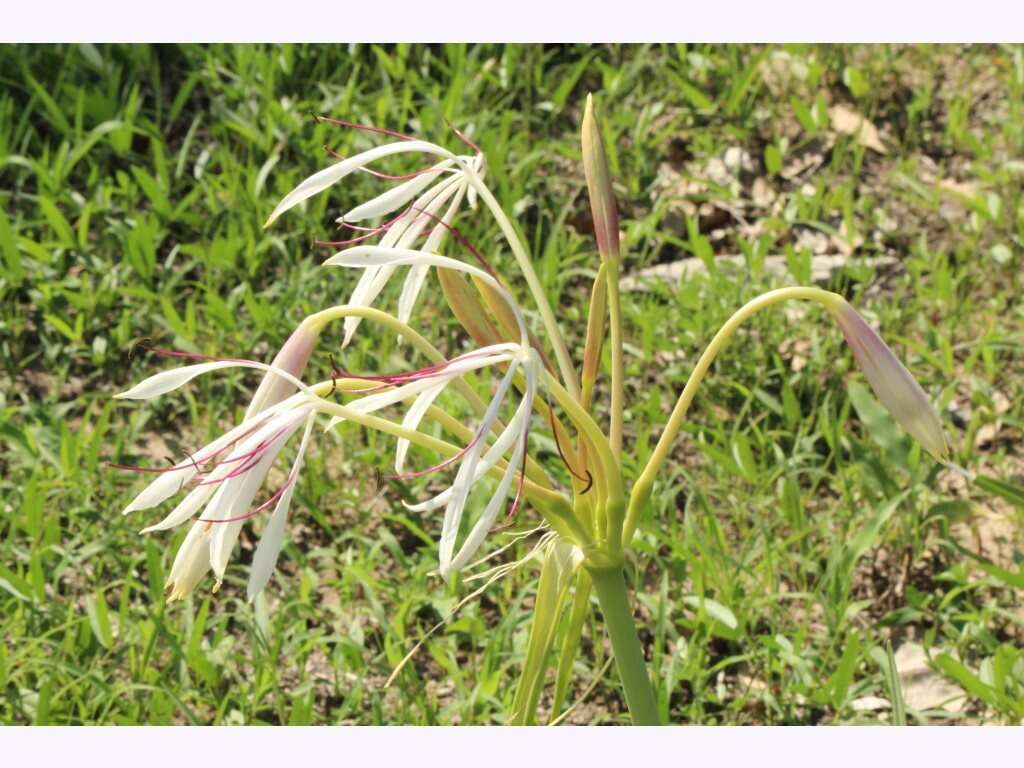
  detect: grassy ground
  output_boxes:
[1,43,1022,725]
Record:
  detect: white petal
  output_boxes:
[246,415,315,600]
[438,361,518,573]
[340,159,455,222]
[395,382,447,473]
[443,422,526,577]
[138,409,291,532]
[325,248,524,342]
[165,521,212,600]
[204,409,309,580]
[123,466,200,515]
[122,407,282,514]
[396,184,468,325]
[339,174,464,346]
[443,368,534,577]
[115,361,239,400]
[265,140,450,227]
[346,352,513,416]
[139,482,217,533]
[117,359,316,402]
[405,389,527,514]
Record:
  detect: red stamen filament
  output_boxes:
[332,349,496,388]
[198,470,298,524]
[406,206,501,282]
[445,119,483,155]
[196,426,292,486]
[108,422,264,475]
[315,115,418,142]
[546,397,593,492]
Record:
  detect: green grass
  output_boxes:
[1,43,1022,725]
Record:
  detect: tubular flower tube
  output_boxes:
[826,297,950,460]
[114,321,323,601]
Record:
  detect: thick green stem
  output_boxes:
[588,565,660,725]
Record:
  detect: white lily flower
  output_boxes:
[115,323,324,601]
[264,125,486,338]
[322,243,540,578]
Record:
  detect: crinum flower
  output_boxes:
[264,120,487,341]
[114,323,322,601]
[322,245,543,578]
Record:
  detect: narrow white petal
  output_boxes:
[205,409,309,580]
[348,372,459,415]
[405,393,527,514]
[245,484,294,601]
[117,359,317,402]
[324,246,525,341]
[396,264,431,327]
[346,352,513,416]
[246,415,315,600]
[340,159,455,222]
[138,409,290,533]
[122,407,285,515]
[115,361,239,400]
[139,482,217,533]
[123,466,200,515]
[443,368,534,577]
[165,521,213,600]
[341,266,385,347]
[444,424,526,577]
[437,361,518,573]
[340,174,464,346]
[265,140,450,227]
[395,382,447,473]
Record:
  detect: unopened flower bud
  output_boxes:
[582,94,620,263]
[830,299,949,460]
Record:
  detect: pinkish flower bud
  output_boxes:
[245,320,319,419]
[581,94,620,263]
[830,299,949,460]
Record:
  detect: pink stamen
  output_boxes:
[108,422,265,475]
[332,349,495,387]
[198,465,300,524]
[315,115,418,142]
[197,425,292,485]
[136,344,254,366]
[314,209,408,248]
[388,429,484,481]
[493,426,531,532]
[445,119,483,155]
[545,396,593,491]
[315,229,388,248]
[407,206,501,281]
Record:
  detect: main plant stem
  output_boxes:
[588,565,660,725]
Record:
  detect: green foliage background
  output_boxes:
[1,44,1022,724]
